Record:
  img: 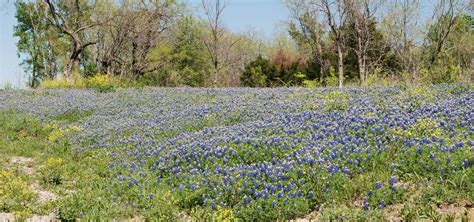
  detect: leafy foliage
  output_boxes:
[241,55,275,87]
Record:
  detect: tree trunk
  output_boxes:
[316,43,324,83]
[337,42,344,88]
[213,60,219,86]
[64,56,75,81]
[31,54,37,88]
[358,53,366,83]
[64,35,83,82]
[64,49,81,82]
[356,32,366,84]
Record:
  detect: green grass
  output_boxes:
[52,110,94,123]
[0,111,180,220]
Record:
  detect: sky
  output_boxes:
[0,1,23,87]
[0,0,290,87]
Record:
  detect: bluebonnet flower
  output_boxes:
[277,192,283,198]
[379,200,385,209]
[128,179,138,187]
[243,196,251,205]
[363,199,369,211]
[389,176,398,184]
[416,148,423,154]
[375,181,382,190]
[272,200,277,208]
[1,86,470,214]
[327,164,339,174]
[462,159,469,168]
[211,201,217,210]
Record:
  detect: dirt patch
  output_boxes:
[26,213,58,222]
[438,202,474,219]
[30,183,57,203]
[0,213,14,222]
[0,213,59,222]
[10,156,34,165]
[383,204,404,222]
[9,156,35,175]
[290,207,322,222]
[8,156,57,203]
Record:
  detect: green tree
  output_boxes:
[425,14,473,83]
[14,0,71,87]
[343,19,401,82]
[241,55,276,87]
[14,1,47,87]
[170,16,210,86]
[43,0,102,81]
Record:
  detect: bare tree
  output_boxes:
[381,0,421,75]
[318,0,348,88]
[345,0,383,83]
[43,0,101,81]
[91,0,178,78]
[287,0,328,83]
[128,1,177,78]
[201,0,240,86]
[427,0,462,65]
[224,32,257,87]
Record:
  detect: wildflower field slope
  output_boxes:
[0,85,473,221]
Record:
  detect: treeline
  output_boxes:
[14,0,473,88]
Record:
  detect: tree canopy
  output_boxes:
[13,0,473,88]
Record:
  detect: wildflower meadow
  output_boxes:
[0,84,472,221]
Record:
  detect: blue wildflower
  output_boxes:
[389,176,398,184]
[374,181,382,190]
[363,199,369,211]
[379,200,385,209]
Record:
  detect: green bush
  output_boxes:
[39,157,66,186]
[325,67,339,87]
[0,170,36,213]
[241,55,276,87]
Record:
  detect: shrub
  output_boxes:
[40,74,119,92]
[41,71,85,89]
[39,157,66,186]
[362,67,382,87]
[41,79,82,89]
[322,90,352,111]
[324,67,339,87]
[302,79,319,88]
[43,123,81,142]
[1,82,13,90]
[0,170,36,212]
[213,206,235,222]
[241,55,276,87]
[85,74,109,88]
[85,74,116,93]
